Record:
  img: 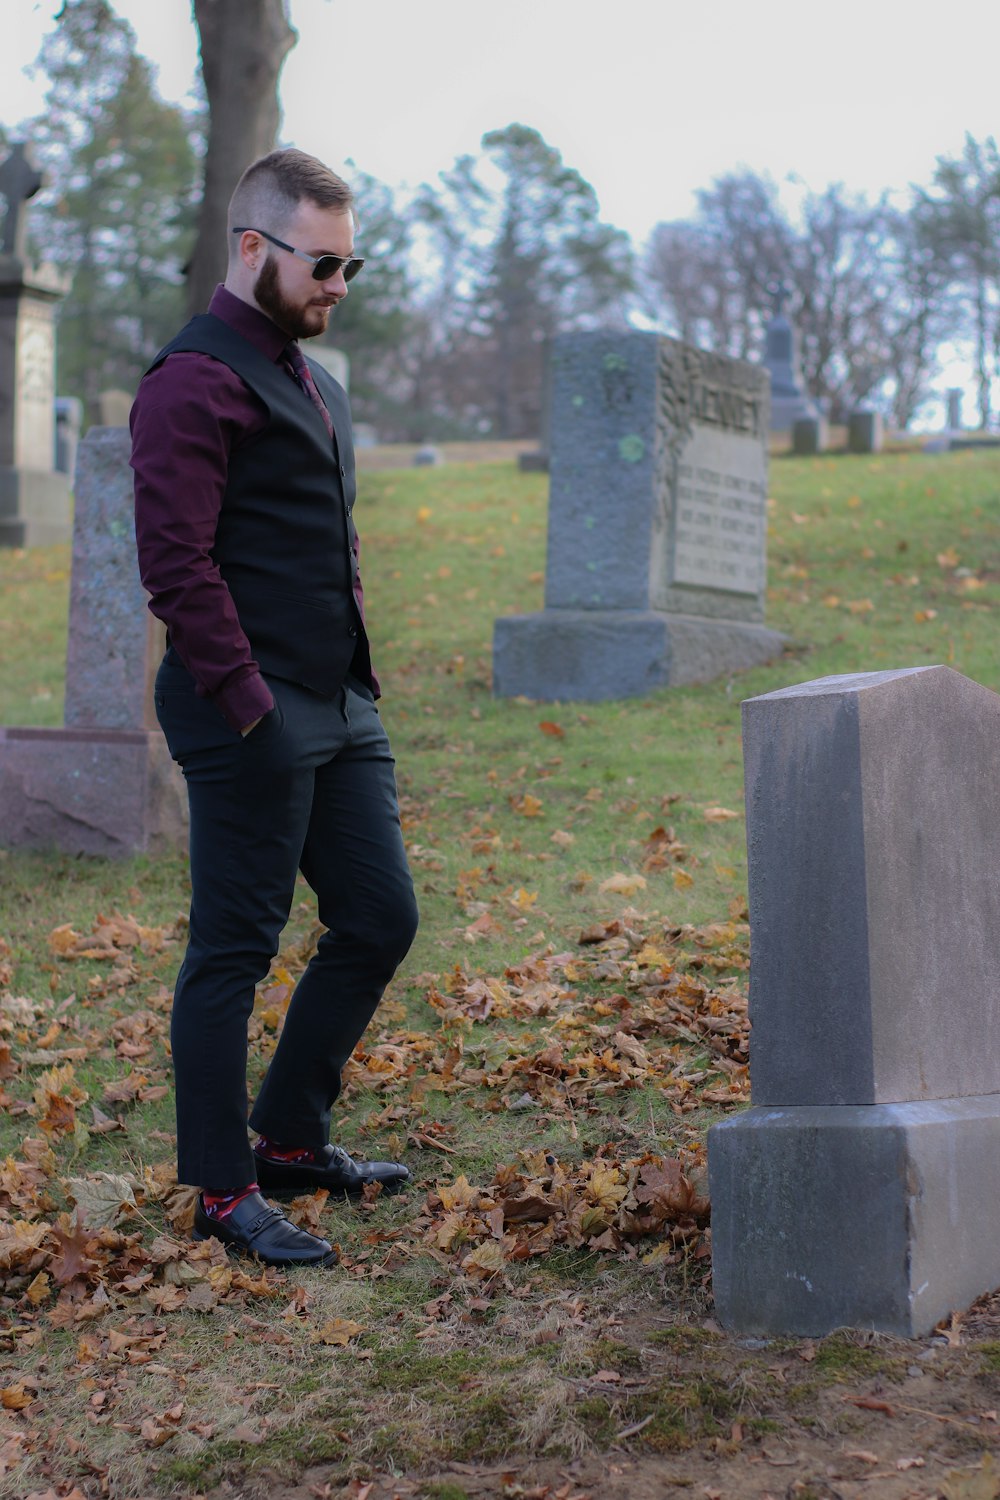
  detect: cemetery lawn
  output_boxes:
[3,447,1000,1497]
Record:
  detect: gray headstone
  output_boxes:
[54,396,82,477]
[791,415,827,455]
[848,406,883,454]
[0,143,43,260]
[762,290,818,433]
[493,331,784,700]
[413,444,443,467]
[0,427,185,855]
[64,428,163,731]
[307,345,349,391]
[946,388,962,430]
[709,665,1000,1336]
[0,253,71,545]
[92,389,135,429]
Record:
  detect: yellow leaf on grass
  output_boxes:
[703,806,740,822]
[550,829,575,847]
[937,547,960,569]
[314,1318,365,1347]
[437,1176,479,1212]
[846,598,874,614]
[673,869,694,890]
[462,1241,505,1276]
[1,1386,32,1411]
[416,507,432,523]
[513,794,544,818]
[822,594,840,608]
[914,609,938,624]
[598,873,647,896]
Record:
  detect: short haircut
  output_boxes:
[227,149,354,251]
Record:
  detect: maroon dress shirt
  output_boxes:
[130,285,372,732]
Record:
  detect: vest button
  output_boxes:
[348,625,358,636]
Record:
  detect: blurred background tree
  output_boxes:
[24,0,201,418]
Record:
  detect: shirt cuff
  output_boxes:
[215,672,275,732]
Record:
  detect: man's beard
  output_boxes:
[254,254,331,339]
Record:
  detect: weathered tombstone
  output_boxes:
[308,345,349,391]
[54,396,82,477]
[0,428,186,855]
[492,331,784,701]
[762,288,818,434]
[0,142,72,546]
[413,444,443,467]
[709,665,1000,1336]
[791,415,827,456]
[848,405,883,454]
[946,388,963,431]
[91,389,134,429]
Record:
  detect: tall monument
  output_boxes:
[762,286,817,434]
[0,142,72,546]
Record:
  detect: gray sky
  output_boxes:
[7,0,1000,250]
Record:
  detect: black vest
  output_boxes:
[150,313,372,697]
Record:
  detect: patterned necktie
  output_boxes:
[282,343,334,439]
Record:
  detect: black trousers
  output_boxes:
[154,651,418,1189]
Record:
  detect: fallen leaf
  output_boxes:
[65,1173,137,1230]
[598,873,647,896]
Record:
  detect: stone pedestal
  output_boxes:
[792,416,828,456]
[762,307,817,434]
[0,255,71,546]
[709,666,1000,1336]
[0,427,186,856]
[848,408,884,454]
[493,332,785,701]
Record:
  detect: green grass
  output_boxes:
[2,444,1000,1496]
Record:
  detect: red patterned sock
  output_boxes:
[254,1135,320,1165]
[202,1182,260,1219]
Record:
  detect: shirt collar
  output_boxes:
[207,284,290,364]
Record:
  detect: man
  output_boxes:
[130,148,419,1269]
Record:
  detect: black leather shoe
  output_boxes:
[253,1144,411,1198]
[193,1191,338,1267]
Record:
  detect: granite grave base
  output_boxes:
[710,1096,1000,1338]
[0,724,186,858]
[493,609,786,701]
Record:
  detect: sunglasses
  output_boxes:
[232,226,365,283]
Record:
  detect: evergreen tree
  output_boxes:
[25,0,201,416]
[417,124,635,439]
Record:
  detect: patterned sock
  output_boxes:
[254,1134,320,1165]
[202,1182,260,1219]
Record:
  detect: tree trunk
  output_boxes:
[186,0,297,316]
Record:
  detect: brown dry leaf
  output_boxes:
[65,1173,137,1230]
[598,873,647,896]
[512,794,544,818]
[539,721,564,738]
[313,1318,365,1347]
[940,1453,1000,1500]
[24,1271,51,1307]
[1,1385,33,1411]
[673,869,694,890]
[437,1176,479,1212]
[462,1241,505,1276]
[0,1219,51,1272]
[703,806,740,822]
[550,830,575,847]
